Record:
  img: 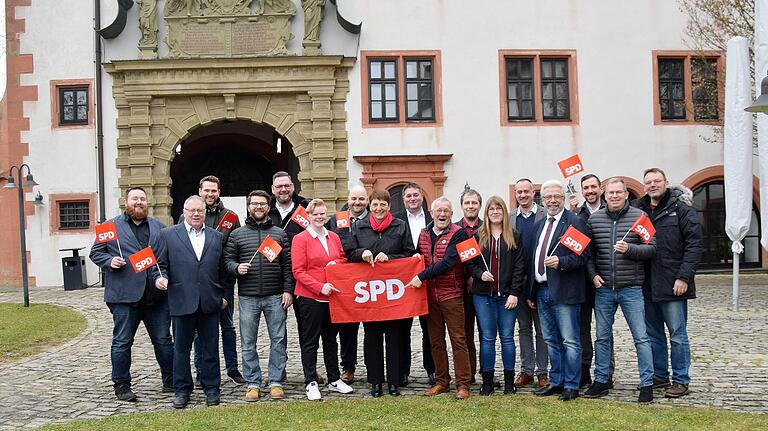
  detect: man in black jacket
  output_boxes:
[224,190,293,402]
[268,171,309,241]
[632,168,702,399]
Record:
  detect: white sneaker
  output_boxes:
[328,379,354,394]
[306,381,322,401]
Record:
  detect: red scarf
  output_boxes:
[369,212,394,233]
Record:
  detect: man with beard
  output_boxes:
[268,171,310,241]
[409,197,472,399]
[181,175,245,387]
[570,174,613,388]
[326,185,369,384]
[509,178,548,389]
[89,187,174,402]
[395,183,435,386]
[225,190,293,402]
[455,188,482,382]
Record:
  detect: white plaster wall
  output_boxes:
[343,0,724,209]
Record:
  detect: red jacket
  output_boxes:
[291,228,347,301]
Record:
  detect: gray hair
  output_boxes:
[604,177,628,191]
[540,180,565,196]
[430,196,453,211]
[184,195,205,207]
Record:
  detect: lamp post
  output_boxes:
[745,74,768,113]
[4,164,39,308]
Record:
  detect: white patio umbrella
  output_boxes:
[756,0,768,251]
[724,37,753,311]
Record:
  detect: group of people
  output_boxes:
[89,167,701,408]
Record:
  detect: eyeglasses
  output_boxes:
[184,208,205,214]
[542,194,564,201]
[273,184,293,190]
[433,208,452,215]
[249,202,269,207]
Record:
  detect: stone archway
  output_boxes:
[105,56,354,225]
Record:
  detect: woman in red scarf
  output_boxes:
[348,189,416,397]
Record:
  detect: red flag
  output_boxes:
[336,211,351,229]
[557,154,585,178]
[217,212,239,231]
[559,225,591,255]
[129,246,158,273]
[257,235,283,262]
[290,206,310,230]
[456,237,482,263]
[629,215,656,244]
[326,257,427,323]
[95,221,118,244]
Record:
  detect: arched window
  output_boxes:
[692,181,761,268]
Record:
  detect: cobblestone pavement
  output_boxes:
[1,274,767,429]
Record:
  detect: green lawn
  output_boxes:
[42,395,767,431]
[0,303,86,363]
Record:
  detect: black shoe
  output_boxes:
[115,386,137,402]
[173,395,189,409]
[638,385,654,403]
[162,384,174,394]
[479,371,494,396]
[607,377,615,389]
[427,373,436,386]
[228,369,246,386]
[636,377,670,390]
[399,375,409,387]
[583,381,611,399]
[206,393,221,406]
[580,368,592,389]
[388,384,400,396]
[503,370,516,395]
[371,384,383,398]
[195,374,203,390]
[534,384,564,397]
[559,389,579,401]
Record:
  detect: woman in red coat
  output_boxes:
[291,198,354,400]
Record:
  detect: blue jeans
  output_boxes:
[195,288,238,374]
[536,287,582,390]
[239,295,287,388]
[172,309,221,396]
[107,302,174,390]
[645,299,691,386]
[473,294,518,372]
[594,287,653,387]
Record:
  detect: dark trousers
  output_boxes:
[339,322,360,372]
[296,297,341,385]
[400,317,436,379]
[194,287,238,374]
[172,307,221,397]
[363,319,402,385]
[419,315,436,375]
[463,290,479,375]
[108,302,174,390]
[427,297,472,389]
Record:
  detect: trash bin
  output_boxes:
[60,247,87,291]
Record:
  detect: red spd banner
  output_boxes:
[456,237,482,263]
[217,212,239,231]
[559,226,591,255]
[258,235,283,262]
[129,246,158,273]
[335,211,351,229]
[557,154,585,178]
[630,215,656,244]
[326,257,427,324]
[290,206,310,230]
[95,222,118,244]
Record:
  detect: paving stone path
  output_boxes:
[1,273,767,429]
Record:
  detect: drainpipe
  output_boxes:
[94,0,106,223]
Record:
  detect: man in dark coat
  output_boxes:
[89,187,173,402]
[632,168,702,398]
[155,195,227,409]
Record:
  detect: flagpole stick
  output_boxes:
[248,250,259,265]
[547,242,561,258]
[479,254,490,272]
[116,239,123,259]
[156,263,164,279]
[620,228,632,242]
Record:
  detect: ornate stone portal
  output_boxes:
[105,56,354,225]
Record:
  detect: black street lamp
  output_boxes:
[4,164,39,308]
[746,74,768,113]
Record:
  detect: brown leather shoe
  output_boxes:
[424,384,449,396]
[341,370,354,385]
[514,372,534,388]
[456,386,471,400]
[537,374,549,389]
[664,382,690,398]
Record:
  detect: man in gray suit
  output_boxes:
[509,178,549,389]
[89,187,174,402]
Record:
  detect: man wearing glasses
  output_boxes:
[268,171,310,242]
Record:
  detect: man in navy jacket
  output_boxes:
[155,195,227,409]
[527,180,590,401]
[89,187,173,402]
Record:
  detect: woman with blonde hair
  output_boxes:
[467,196,526,395]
